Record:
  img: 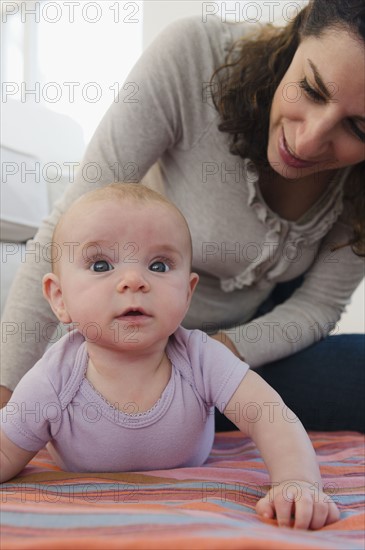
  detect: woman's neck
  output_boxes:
[258,168,336,221]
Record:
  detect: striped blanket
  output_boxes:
[1,431,364,550]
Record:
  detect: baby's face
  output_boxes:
[52,198,198,351]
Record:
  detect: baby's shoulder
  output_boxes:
[168,326,229,374]
[25,330,86,400]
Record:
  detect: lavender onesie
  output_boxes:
[1,327,249,472]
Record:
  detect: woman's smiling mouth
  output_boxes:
[279,129,317,169]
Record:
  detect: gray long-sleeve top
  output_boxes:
[1,16,364,390]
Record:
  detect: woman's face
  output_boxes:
[267,28,365,180]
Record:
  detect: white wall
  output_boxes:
[1,0,143,144]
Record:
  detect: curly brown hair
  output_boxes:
[211,0,365,255]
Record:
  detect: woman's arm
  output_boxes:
[224,370,340,529]
[227,221,364,367]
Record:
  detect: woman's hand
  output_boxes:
[0,386,12,408]
[256,480,340,530]
[210,332,243,359]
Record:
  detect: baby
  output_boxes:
[0,183,339,529]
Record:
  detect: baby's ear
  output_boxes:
[186,272,199,309]
[42,273,72,324]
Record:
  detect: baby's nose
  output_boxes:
[116,269,150,293]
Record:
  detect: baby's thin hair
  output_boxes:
[82,182,174,206]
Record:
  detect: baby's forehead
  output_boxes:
[55,195,189,242]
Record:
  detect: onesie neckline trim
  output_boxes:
[60,338,177,429]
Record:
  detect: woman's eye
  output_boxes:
[299,79,325,103]
[149,261,170,273]
[348,119,365,143]
[90,260,114,272]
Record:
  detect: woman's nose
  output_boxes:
[295,114,335,160]
[116,269,150,293]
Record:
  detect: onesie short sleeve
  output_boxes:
[168,327,250,413]
[0,333,82,452]
[1,368,60,451]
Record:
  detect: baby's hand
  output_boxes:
[256,480,340,530]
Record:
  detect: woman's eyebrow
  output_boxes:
[307,59,332,99]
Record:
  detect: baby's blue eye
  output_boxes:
[149,261,170,273]
[90,260,114,272]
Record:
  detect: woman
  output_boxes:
[1,0,364,431]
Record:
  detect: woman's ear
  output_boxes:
[42,273,72,324]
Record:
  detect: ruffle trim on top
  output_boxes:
[220,160,348,293]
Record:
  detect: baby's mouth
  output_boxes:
[116,307,150,319]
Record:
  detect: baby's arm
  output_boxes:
[224,371,340,529]
[0,430,37,483]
